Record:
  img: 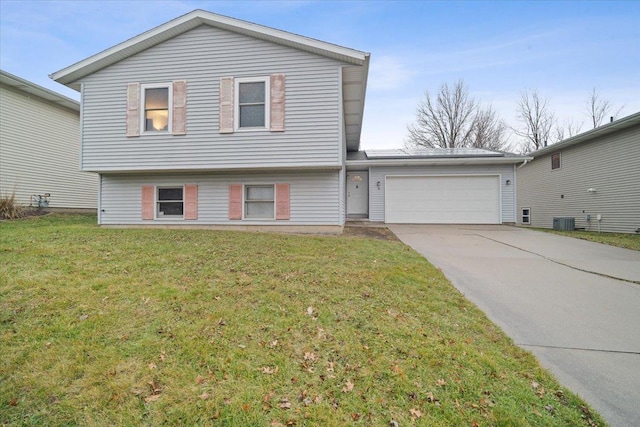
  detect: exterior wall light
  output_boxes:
[376,181,381,190]
[587,188,597,193]
[506,179,511,185]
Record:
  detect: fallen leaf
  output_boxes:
[199,392,210,400]
[436,378,446,386]
[306,306,314,316]
[261,366,279,375]
[531,380,540,389]
[159,352,165,362]
[148,362,157,370]
[270,340,279,348]
[144,394,161,403]
[327,362,335,372]
[536,387,546,398]
[280,398,292,409]
[196,375,205,384]
[409,408,423,418]
[342,379,354,393]
[351,413,360,421]
[9,397,17,406]
[426,391,438,403]
[304,352,317,361]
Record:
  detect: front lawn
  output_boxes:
[0,215,604,426]
[534,228,640,251]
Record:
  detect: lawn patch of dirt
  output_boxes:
[342,225,399,241]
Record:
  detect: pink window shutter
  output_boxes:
[219,77,234,134]
[228,184,243,220]
[126,83,140,137]
[141,185,154,220]
[172,80,187,135]
[275,183,290,220]
[184,184,198,220]
[270,74,285,132]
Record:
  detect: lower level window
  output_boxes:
[158,187,183,217]
[522,208,531,225]
[245,185,274,219]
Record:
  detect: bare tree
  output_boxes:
[554,118,583,142]
[406,80,509,150]
[470,105,511,151]
[514,89,555,152]
[585,88,624,128]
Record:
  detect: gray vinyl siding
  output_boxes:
[78,25,345,172]
[369,165,515,222]
[0,85,97,208]
[99,170,341,225]
[517,124,640,233]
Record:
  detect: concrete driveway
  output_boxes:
[389,224,640,427]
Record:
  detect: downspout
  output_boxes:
[517,159,529,168]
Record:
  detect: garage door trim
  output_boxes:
[384,174,502,224]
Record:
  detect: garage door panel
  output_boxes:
[385,175,500,224]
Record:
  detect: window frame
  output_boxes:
[551,152,561,170]
[234,76,270,131]
[243,184,275,220]
[156,185,184,219]
[140,82,173,134]
[522,207,531,225]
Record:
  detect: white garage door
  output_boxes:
[385,175,501,224]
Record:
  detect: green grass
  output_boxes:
[1,214,605,426]
[532,228,640,251]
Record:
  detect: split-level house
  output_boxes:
[51,10,530,231]
[51,10,368,232]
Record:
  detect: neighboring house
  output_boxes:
[0,70,97,210]
[50,10,530,231]
[517,111,640,234]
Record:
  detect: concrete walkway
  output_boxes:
[388,224,640,427]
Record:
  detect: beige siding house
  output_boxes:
[0,70,97,209]
[517,112,640,234]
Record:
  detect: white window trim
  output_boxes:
[141,82,173,134]
[234,76,270,131]
[242,184,276,220]
[155,184,184,219]
[522,207,531,225]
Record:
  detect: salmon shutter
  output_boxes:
[184,184,198,220]
[275,183,290,220]
[219,77,234,133]
[228,184,243,220]
[172,80,187,135]
[126,83,140,137]
[141,185,154,220]
[270,74,285,132]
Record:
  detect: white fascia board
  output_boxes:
[50,9,368,87]
[83,164,344,174]
[1,69,80,111]
[346,156,533,169]
[529,111,640,157]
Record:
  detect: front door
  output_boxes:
[346,172,368,217]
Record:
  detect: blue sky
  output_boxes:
[1,0,639,150]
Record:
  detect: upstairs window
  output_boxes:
[141,83,172,132]
[157,187,183,217]
[551,152,561,170]
[235,77,270,130]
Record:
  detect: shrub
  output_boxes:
[0,192,25,219]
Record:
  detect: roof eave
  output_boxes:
[1,69,80,112]
[529,111,640,157]
[50,9,368,88]
[346,156,533,168]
